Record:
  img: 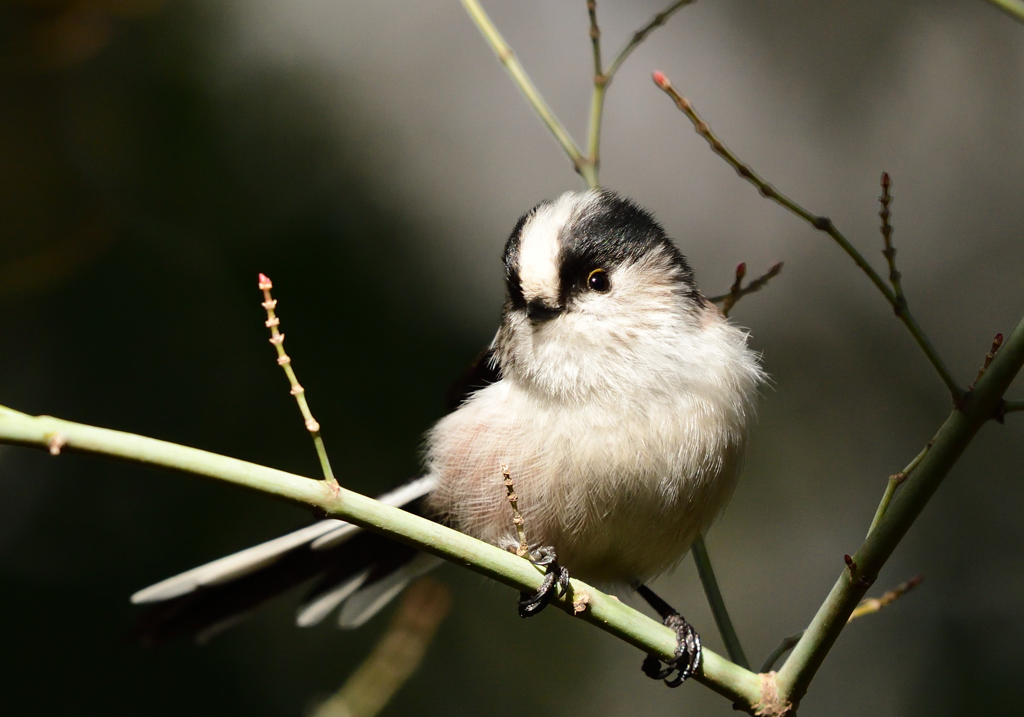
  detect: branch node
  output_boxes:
[47,432,66,455]
[572,586,591,615]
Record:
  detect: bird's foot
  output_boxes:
[517,546,570,618]
[641,612,702,687]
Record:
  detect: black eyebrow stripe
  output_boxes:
[557,190,696,305]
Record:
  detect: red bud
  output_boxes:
[652,70,669,89]
[735,262,747,280]
[258,273,273,289]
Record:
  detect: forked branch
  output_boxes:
[462,0,692,187]
[708,261,784,317]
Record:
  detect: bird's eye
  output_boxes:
[587,268,610,292]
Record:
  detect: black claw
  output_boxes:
[642,612,702,688]
[517,553,569,618]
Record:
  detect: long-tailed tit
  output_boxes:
[132,189,763,685]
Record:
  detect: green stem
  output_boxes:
[774,312,1024,707]
[983,0,1024,24]
[1004,399,1024,412]
[259,275,338,488]
[866,442,931,538]
[0,404,762,710]
[460,0,585,177]
[692,535,750,670]
[759,632,803,674]
[654,75,963,404]
[582,0,692,189]
[584,0,604,189]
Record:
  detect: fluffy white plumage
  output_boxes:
[424,190,762,584]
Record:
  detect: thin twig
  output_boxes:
[1004,399,1024,413]
[866,441,932,538]
[587,1,602,79]
[652,71,963,404]
[847,575,924,621]
[585,0,693,187]
[983,0,1024,25]
[502,463,530,557]
[460,0,587,180]
[258,274,338,490]
[878,172,905,310]
[759,575,924,673]
[605,0,693,79]
[691,535,750,670]
[759,632,802,675]
[708,261,784,317]
[970,333,1005,392]
[585,1,605,184]
[311,579,451,717]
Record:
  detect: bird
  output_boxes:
[131,188,763,686]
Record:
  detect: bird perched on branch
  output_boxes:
[132,188,763,686]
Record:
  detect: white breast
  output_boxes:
[423,311,760,585]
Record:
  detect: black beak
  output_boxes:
[527,299,563,323]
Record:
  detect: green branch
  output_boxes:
[463,0,692,189]
[773,313,1024,708]
[983,0,1024,24]
[585,0,693,187]
[460,0,587,180]
[691,535,750,670]
[0,404,763,710]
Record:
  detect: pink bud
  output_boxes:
[652,71,669,89]
[258,273,273,289]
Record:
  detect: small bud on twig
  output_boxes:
[47,433,66,456]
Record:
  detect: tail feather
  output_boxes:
[295,568,372,628]
[131,476,438,644]
[337,553,442,629]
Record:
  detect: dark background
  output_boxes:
[1,1,1022,714]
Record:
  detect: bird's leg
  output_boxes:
[502,464,570,618]
[636,584,702,687]
[517,545,570,618]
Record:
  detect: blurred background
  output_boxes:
[1,0,1023,714]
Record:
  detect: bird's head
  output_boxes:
[494,189,731,402]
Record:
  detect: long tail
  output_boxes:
[131,476,439,644]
